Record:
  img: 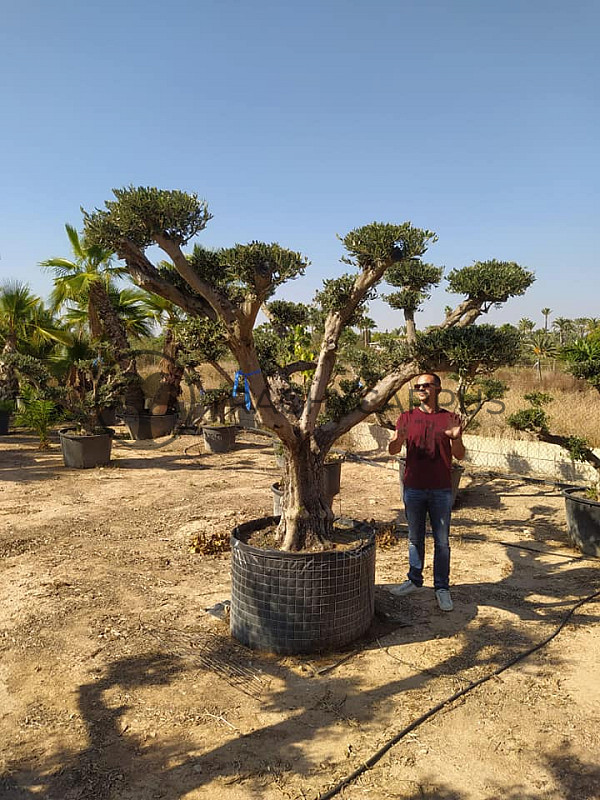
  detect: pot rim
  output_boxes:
[231,515,374,560]
[201,424,239,431]
[58,426,114,439]
[562,486,600,508]
[121,412,178,420]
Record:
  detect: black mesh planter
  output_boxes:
[563,487,600,557]
[122,413,177,440]
[59,427,113,469]
[230,516,375,654]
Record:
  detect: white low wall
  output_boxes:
[346,422,599,484]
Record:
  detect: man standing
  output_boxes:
[388,373,465,611]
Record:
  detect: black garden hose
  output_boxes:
[316,588,600,800]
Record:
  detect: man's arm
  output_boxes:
[388,421,408,456]
[444,414,466,460]
[451,436,466,460]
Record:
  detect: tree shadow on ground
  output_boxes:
[2,529,599,799]
[0,455,66,484]
[356,746,600,800]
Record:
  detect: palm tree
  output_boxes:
[529,330,558,383]
[518,317,536,336]
[573,317,590,339]
[42,225,145,412]
[541,307,552,332]
[61,287,156,342]
[138,292,187,414]
[140,291,233,415]
[0,281,69,400]
[42,224,126,338]
[552,316,574,346]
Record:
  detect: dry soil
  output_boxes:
[1,428,599,799]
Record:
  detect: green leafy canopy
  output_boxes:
[83,186,213,250]
[446,260,535,305]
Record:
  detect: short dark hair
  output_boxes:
[417,372,442,387]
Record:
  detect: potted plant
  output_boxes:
[198,386,239,453]
[0,352,63,441]
[57,350,126,468]
[83,186,533,653]
[121,407,179,440]
[509,389,600,557]
[12,387,55,448]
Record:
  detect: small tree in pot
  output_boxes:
[61,352,127,436]
[83,187,533,551]
[508,332,600,556]
[508,391,600,495]
[1,352,63,444]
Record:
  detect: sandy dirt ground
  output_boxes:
[1,427,599,800]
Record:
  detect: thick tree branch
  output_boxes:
[282,360,317,378]
[238,295,264,339]
[117,240,217,321]
[226,338,296,445]
[438,298,483,329]
[317,362,420,449]
[154,234,237,326]
[301,265,390,434]
[537,431,600,472]
[208,361,234,386]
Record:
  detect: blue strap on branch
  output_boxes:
[232,369,261,411]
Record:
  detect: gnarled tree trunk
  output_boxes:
[88,281,145,413]
[0,340,19,401]
[277,437,334,551]
[150,328,183,414]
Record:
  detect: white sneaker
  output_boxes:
[436,589,453,612]
[389,580,421,597]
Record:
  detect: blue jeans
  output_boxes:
[403,487,453,591]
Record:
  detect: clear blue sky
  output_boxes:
[0,0,597,330]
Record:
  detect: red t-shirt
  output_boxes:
[396,408,457,489]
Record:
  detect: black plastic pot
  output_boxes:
[273,441,286,470]
[397,457,464,507]
[122,413,177,440]
[236,408,256,429]
[271,465,340,515]
[59,427,114,469]
[202,424,238,453]
[563,487,600,557]
[0,410,9,436]
[323,460,342,501]
[271,482,284,516]
[230,516,375,654]
[97,407,117,426]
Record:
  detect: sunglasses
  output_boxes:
[414,382,437,390]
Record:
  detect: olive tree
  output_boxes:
[83,186,533,550]
[509,335,600,496]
